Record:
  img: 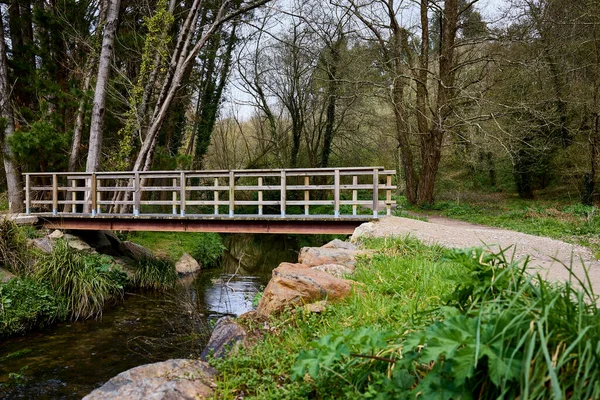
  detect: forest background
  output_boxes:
[1,0,598,211]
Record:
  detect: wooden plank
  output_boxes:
[258,177,263,216]
[91,173,97,216]
[304,176,309,216]
[280,170,286,217]
[372,168,379,218]
[334,169,340,217]
[287,200,334,206]
[180,172,186,216]
[133,172,140,216]
[214,178,219,215]
[52,174,58,215]
[25,174,31,214]
[229,171,235,217]
[386,174,392,216]
[172,178,177,215]
[71,179,77,213]
[97,179,102,214]
[352,176,358,216]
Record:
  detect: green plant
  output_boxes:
[34,241,124,320]
[0,278,67,337]
[292,245,600,399]
[131,257,177,290]
[190,233,225,268]
[0,219,34,275]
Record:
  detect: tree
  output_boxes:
[0,6,23,212]
[85,0,121,174]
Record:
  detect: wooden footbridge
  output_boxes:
[23,167,396,234]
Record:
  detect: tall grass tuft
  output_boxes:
[34,241,124,320]
[0,219,34,275]
[131,257,177,291]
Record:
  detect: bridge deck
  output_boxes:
[24,167,395,234]
[37,214,372,234]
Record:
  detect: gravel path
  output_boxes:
[352,216,600,295]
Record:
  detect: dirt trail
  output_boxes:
[353,216,600,295]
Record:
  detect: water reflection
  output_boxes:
[0,234,312,399]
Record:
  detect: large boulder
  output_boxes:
[257,262,355,316]
[30,237,54,253]
[312,263,354,278]
[200,317,248,360]
[120,241,153,261]
[350,222,376,242]
[83,359,216,400]
[176,253,201,275]
[298,246,366,269]
[63,234,94,252]
[0,267,16,283]
[321,239,357,251]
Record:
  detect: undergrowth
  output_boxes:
[214,236,600,399]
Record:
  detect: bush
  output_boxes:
[131,257,177,290]
[34,241,124,320]
[190,233,225,269]
[0,278,68,337]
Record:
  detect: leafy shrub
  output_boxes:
[190,233,225,269]
[131,257,177,290]
[0,278,68,337]
[34,241,124,320]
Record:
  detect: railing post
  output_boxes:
[214,178,219,215]
[258,177,263,216]
[97,177,102,215]
[386,174,392,216]
[352,175,358,216]
[25,174,31,214]
[172,178,177,215]
[372,168,379,218]
[180,171,186,217]
[71,179,77,213]
[133,172,140,216]
[334,169,340,218]
[229,171,235,217]
[91,173,97,216]
[52,174,58,216]
[280,170,286,217]
[304,176,309,216]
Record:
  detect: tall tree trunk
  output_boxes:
[319,39,342,168]
[69,68,93,171]
[0,9,24,212]
[416,0,459,205]
[85,0,121,173]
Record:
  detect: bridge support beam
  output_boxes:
[39,216,368,235]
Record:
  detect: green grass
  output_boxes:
[396,195,600,257]
[214,237,600,399]
[131,257,177,290]
[34,241,125,320]
[212,237,465,399]
[123,231,224,264]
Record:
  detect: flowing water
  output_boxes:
[0,234,306,399]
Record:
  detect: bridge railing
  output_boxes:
[23,167,396,218]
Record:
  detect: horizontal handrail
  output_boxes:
[23,167,396,219]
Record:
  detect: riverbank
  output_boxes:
[209,232,600,398]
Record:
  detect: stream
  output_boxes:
[0,234,307,399]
